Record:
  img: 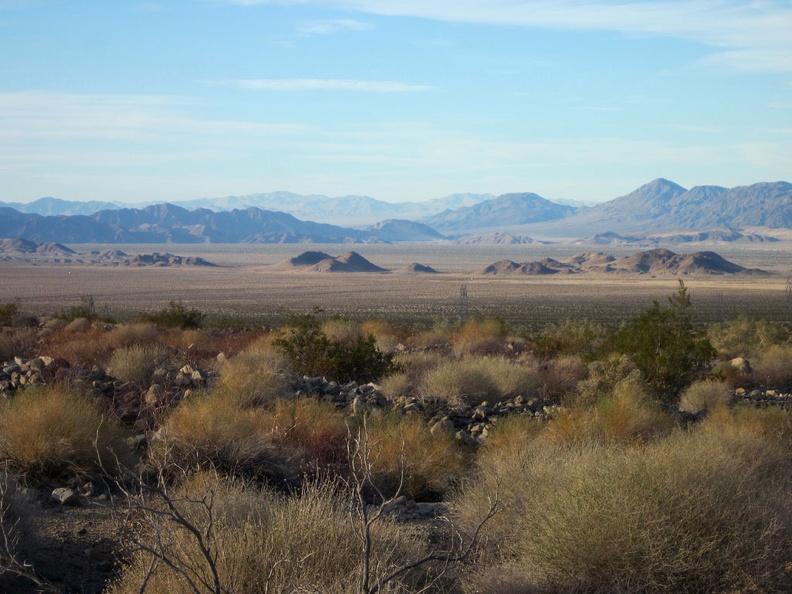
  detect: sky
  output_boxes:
[1,0,791,205]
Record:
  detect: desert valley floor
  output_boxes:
[2,242,791,327]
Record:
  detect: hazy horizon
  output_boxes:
[2,1,790,205]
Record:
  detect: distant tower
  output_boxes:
[786,278,792,311]
[459,284,470,320]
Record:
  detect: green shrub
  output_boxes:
[274,315,398,383]
[0,387,133,482]
[708,316,789,359]
[143,300,205,329]
[55,294,97,321]
[612,281,715,404]
[530,318,610,359]
[0,301,19,326]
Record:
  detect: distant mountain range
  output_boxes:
[1,179,791,244]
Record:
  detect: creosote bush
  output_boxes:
[274,315,398,383]
[142,300,205,329]
[0,387,133,482]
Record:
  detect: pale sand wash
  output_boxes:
[1,243,790,327]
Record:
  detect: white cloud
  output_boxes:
[297,18,373,35]
[222,0,792,73]
[206,78,434,92]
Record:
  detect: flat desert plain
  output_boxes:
[2,243,791,328]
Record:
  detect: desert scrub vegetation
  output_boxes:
[452,316,509,355]
[529,318,609,360]
[109,472,436,594]
[0,386,133,483]
[141,299,205,329]
[107,343,171,388]
[678,379,732,414]
[418,356,537,407]
[355,413,469,500]
[612,281,715,404]
[707,315,789,359]
[216,344,293,408]
[274,314,399,383]
[455,422,792,594]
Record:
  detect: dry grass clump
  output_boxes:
[452,317,508,355]
[536,355,587,402]
[320,317,363,345]
[544,378,670,446]
[0,327,40,362]
[360,413,469,500]
[105,322,160,348]
[752,344,792,388]
[0,387,133,482]
[419,356,536,407]
[106,343,171,388]
[41,325,110,366]
[678,379,732,413]
[153,393,292,481]
[258,398,349,468]
[360,318,403,354]
[701,405,792,448]
[108,474,431,594]
[455,427,792,594]
[217,344,293,408]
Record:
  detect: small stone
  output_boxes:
[51,487,80,506]
[430,418,455,436]
[145,384,164,406]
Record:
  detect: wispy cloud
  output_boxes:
[223,0,792,73]
[297,18,373,35]
[206,78,434,92]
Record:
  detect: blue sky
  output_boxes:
[1,0,791,205]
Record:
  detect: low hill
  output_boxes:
[276,251,388,273]
[396,263,440,274]
[476,249,764,276]
[455,233,546,245]
[367,219,444,242]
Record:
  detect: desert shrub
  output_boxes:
[0,387,133,482]
[752,344,792,388]
[708,316,788,359]
[64,316,92,333]
[154,393,296,482]
[358,413,469,500]
[452,317,508,355]
[379,371,411,399]
[0,327,39,362]
[259,398,349,468]
[530,318,610,359]
[108,474,432,594]
[702,405,792,449]
[217,345,292,408]
[0,302,19,326]
[612,281,715,404]
[455,429,792,593]
[536,355,587,401]
[142,300,205,329]
[107,343,171,388]
[360,318,402,354]
[544,377,670,447]
[55,294,97,321]
[106,322,160,348]
[678,379,732,413]
[573,354,642,408]
[38,325,109,366]
[274,315,398,383]
[419,357,536,407]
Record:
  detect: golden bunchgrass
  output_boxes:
[0,386,133,481]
